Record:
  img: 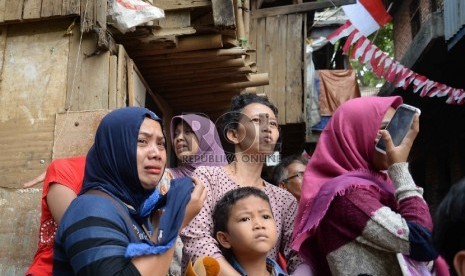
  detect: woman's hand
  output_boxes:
[181,177,207,230]
[22,171,46,188]
[379,114,420,167]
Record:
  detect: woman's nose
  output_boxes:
[148,144,162,159]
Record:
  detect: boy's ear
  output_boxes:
[454,251,465,276]
[216,231,232,249]
[226,129,239,145]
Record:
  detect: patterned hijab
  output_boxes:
[169,114,227,178]
[292,96,403,254]
[80,107,163,214]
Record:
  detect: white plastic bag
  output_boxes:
[108,0,165,33]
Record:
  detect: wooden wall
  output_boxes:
[0,0,107,33]
[0,18,155,275]
[249,13,306,124]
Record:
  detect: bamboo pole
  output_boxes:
[235,0,246,47]
[243,0,250,47]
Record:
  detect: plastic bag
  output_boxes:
[108,0,165,33]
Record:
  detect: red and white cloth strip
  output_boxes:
[326,21,465,105]
[342,0,392,36]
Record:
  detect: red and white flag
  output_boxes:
[342,0,392,36]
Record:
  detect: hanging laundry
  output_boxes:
[318,70,361,116]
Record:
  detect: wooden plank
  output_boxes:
[62,0,80,15]
[141,58,245,73]
[0,118,54,188]
[53,0,63,15]
[0,27,6,76]
[129,34,223,57]
[255,17,266,95]
[116,44,129,108]
[108,55,118,109]
[67,26,110,111]
[248,17,257,64]
[81,0,94,32]
[243,0,250,45]
[251,0,356,19]
[41,0,55,17]
[276,15,287,124]
[138,55,232,68]
[285,14,303,124]
[127,59,135,106]
[53,110,109,159]
[132,65,148,107]
[66,22,81,111]
[41,0,63,17]
[263,16,286,124]
[152,0,211,11]
[160,73,268,94]
[79,36,110,110]
[0,0,5,22]
[159,10,190,28]
[23,0,42,19]
[0,21,71,188]
[212,0,236,28]
[95,0,107,31]
[4,0,23,21]
[136,47,246,60]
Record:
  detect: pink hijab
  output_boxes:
[292,96,403,252]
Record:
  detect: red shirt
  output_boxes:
[25,156,86,276]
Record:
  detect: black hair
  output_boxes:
[213,187,272,257]
[221,93,278,135]
[272,154,309,185]
[433,177,465,273]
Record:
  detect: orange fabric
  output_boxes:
[318,70,361,116]
[186,256,220,276]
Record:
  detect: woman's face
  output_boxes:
[235,103,279,156]
[372,107,396,171]
[173,121,200,160]
[137,118,167,190]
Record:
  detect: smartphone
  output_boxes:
[375,104,421,154]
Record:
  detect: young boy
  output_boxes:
[213,187,288,276]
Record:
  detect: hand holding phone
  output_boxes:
[375,104,421,155]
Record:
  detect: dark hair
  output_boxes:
[221,93,278,134]
[213,187,272,255]
[272,154,309,185]
[433,178,465,271]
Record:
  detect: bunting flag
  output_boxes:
[342,0,392,36]
[326,21,465,105]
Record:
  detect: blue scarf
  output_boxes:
[80,107,162,217]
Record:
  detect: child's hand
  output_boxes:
[379,114,419,166]
[181,177,207,230]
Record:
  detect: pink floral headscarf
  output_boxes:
[292,96,402,253]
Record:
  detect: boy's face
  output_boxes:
[216,195,278,258]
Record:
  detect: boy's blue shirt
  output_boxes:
[230,256,288,276]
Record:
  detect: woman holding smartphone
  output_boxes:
[292,96,441,275]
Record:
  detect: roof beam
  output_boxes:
[251,0,356,19]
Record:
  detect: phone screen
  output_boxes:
[375,104,420,153]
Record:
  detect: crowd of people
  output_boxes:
[22,93,464,276]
